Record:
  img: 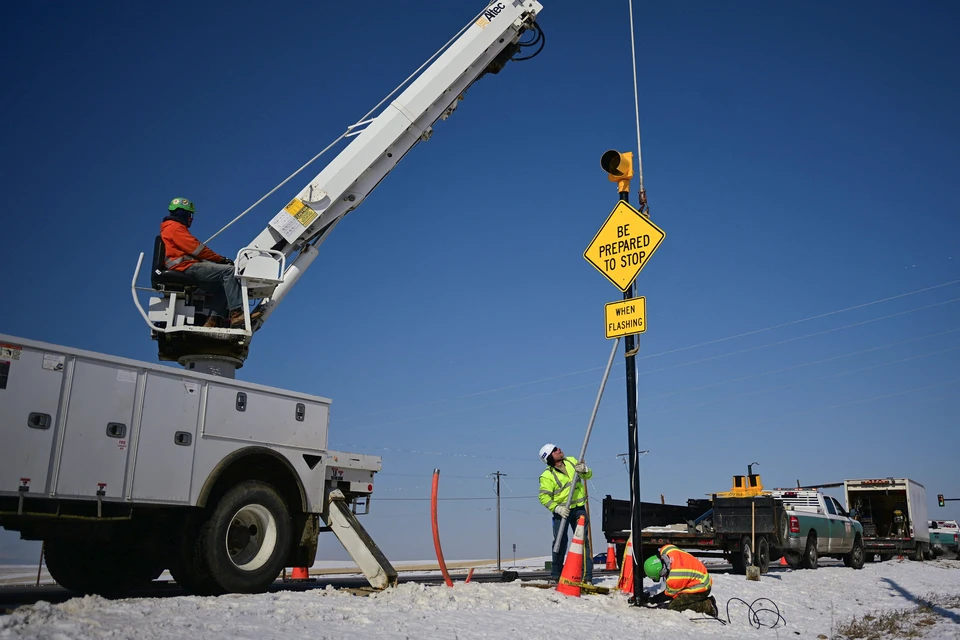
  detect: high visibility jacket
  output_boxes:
[539,457,592,512]
[160,219,224,272]
[659,544,712,597]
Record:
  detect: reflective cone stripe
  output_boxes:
[617,534,634,594]
[557,515,586,597]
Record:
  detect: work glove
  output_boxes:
[554,505,570,518]
[574,462,588,474]
[219,257,234,266]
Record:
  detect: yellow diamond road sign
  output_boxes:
[583,200,665,292]
[605,297,646,339]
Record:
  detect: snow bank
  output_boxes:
[3,558,960,639]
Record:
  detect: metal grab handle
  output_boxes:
[106,422,127,438]
[28,413,52,430]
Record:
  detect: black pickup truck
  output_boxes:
[603,489,865,573]
[602,493,788,574]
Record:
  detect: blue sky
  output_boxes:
[1,0,958,566]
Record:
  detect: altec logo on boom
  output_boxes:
[476,2,506,27]
[484,2,506,19]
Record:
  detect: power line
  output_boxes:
[337,297,960,432]
[641,344,960,419]
[635,297,960,375]
[336,279,960,424]
[336,379,959,464]
[462,330,960,436]
[655,378,960,440]
[638,280,960,361]
[636,328,960,403]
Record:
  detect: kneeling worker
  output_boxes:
[643,544,718,617]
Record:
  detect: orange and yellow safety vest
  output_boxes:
[660,544,712,597]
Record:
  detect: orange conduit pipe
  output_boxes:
[431,469,454,587]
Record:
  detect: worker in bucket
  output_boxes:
[643,544,718,617]
[538,443,593,585]
[160,197,262,329]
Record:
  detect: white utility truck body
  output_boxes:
[0,333,392,596]
[844,477,930,561]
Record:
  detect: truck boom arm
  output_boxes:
[133,1,544,372]
[244,1,544,325]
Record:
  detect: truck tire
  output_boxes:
[778,512,790,546]
[800,534,818,569]
[201,480,292,594]
[730,536,752,574]
[843,535,865,569]
[170,511,225,597]
[912,543,925,562]
[44,539,158,598]
[756,536,770,574]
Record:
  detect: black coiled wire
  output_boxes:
[691,597,787,629]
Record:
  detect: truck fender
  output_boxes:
[196,446,308,513]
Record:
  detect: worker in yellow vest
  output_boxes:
[538,443,593,584]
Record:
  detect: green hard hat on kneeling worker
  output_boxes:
[643,554,663,581]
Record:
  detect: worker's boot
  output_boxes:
[704,596,718,618]
[229,307,263,329]
[203,315,220,328]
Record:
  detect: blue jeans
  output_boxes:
[551,505,592,583]
[184,261,241,317]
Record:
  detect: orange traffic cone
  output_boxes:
[779,556,788,567]
[557,515,587,597]
[617,533,634,594]
[606,542,618,571]
[291,566,309,580]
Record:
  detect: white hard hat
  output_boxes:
[539,443,557,463]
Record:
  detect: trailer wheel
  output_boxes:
[801,534,818,569]
[201,480,292,593]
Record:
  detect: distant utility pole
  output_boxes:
[489,471,507,571]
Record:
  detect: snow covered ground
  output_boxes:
[3,557,960,639]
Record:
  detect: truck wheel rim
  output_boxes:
[225,504,278,571]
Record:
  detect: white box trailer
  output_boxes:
[0,333,396,597]
[844,478,930,561]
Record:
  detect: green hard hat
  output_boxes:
[643,554,663,581]
[168,197,195,213]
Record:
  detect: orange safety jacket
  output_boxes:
[160,219,224,271]
[659,544,712,597]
